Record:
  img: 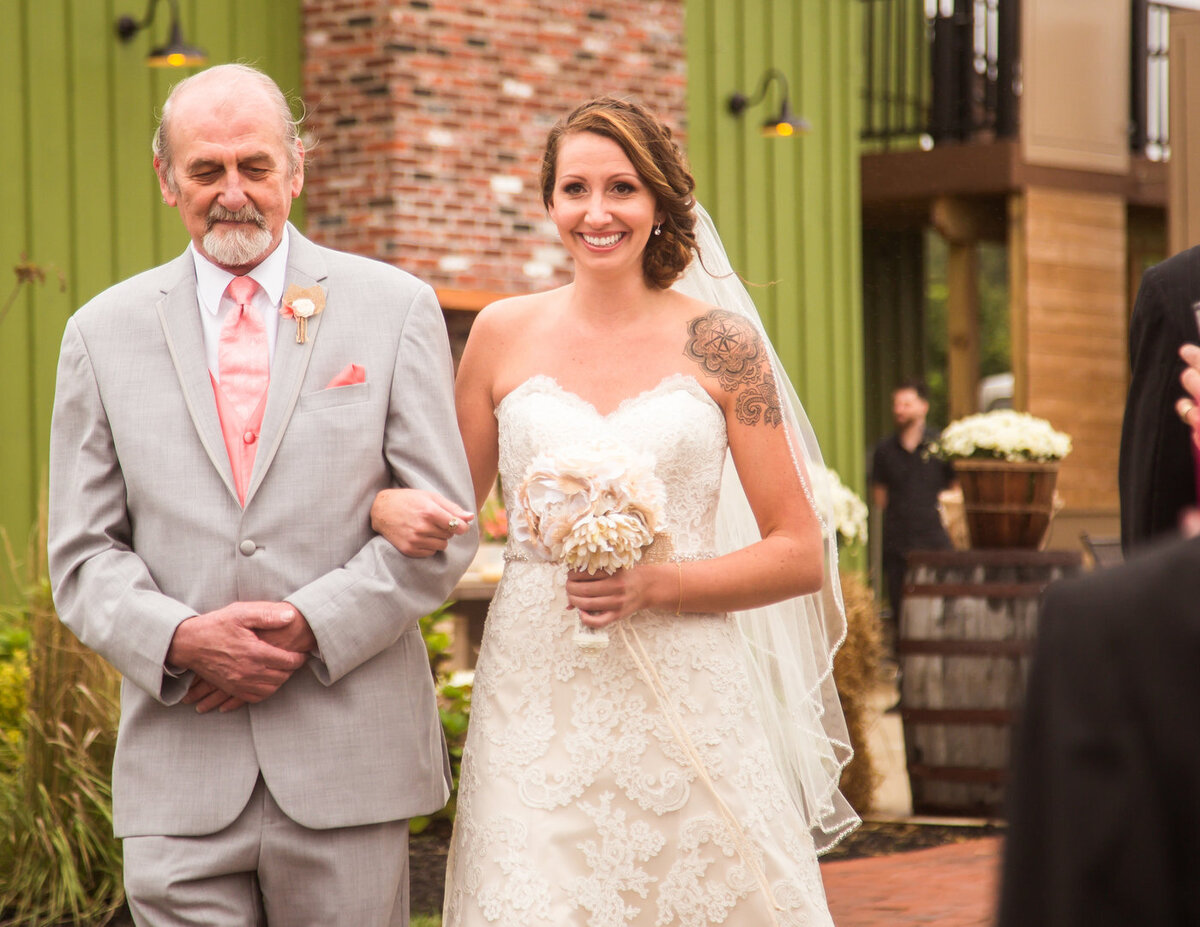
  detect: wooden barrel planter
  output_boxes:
[953,459,1059,549]
[899,549,1081,817]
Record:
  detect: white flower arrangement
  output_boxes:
[808,464,868,547]
[511,442,666,649]
[930,409,1072,463]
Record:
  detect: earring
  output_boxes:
[654,224,663,236]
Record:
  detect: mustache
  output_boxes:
[205,204,267,232]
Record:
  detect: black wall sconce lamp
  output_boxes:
[116,0,207,68]
[728,68,809,138]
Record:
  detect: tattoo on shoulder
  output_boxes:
[683,309,782,427]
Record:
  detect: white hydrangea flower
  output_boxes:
[807,464,868,547]
[931,410,1072,463]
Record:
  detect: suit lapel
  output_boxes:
[155,256,241,503]
[245,227,330,505]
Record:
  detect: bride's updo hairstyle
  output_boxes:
[540,97,697,290]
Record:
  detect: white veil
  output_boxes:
[671,202,859,854]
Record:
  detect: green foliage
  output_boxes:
[0,517,124,926]
[0,647,27,761]
[924,233,1011,426]
[410,603,473,836]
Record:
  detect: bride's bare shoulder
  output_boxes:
[473,288,564,336]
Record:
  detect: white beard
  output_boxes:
[203,223,273,268]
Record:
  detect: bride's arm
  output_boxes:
[567,309,822,625]
[371,488,473,557]
[454,307,504,509]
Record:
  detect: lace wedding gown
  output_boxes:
[442,374,836,927]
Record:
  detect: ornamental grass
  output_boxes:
[0,501,124,927]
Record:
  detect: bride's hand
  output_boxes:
[371,488,474,557]
[566,566,663,626]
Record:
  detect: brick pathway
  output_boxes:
[821,836,1003,927]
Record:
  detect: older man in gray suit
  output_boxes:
[47,64,476,926]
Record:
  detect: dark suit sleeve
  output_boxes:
[1119,258,1197,552]
[998,579,1130,927]
[998,545,1196,927]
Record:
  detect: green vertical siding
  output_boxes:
[862,229,927,446]
[686,0,865,492]
[860,0,929,151]
[0,1,303,600]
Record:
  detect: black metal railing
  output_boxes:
[1130,0,1170,160]
[861,0,1019,149]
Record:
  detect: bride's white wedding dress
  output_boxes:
[442,374,836,927]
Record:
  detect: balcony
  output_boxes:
[860,0,1169,218]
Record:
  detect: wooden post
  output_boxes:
[1007,194,1029,412]
[946,242,981,421]
[1169,10,1200,253]
[932,197,984,420]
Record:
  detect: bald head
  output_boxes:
[153,64,301,195]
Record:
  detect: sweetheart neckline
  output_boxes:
[495,372,722,420]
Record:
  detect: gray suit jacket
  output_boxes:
[48,226,477,838]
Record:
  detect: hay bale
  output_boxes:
[834,569,885,815]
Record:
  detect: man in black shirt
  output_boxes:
[871,379,957,620]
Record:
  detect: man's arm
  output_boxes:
[285,282,478,685]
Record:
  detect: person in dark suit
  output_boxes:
[998,343,1200,927]
[1118,246,1200,552]
[996,531,1200,927]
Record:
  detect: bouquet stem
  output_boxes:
[573,615,610,651]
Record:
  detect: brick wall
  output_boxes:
[302,0,687,300]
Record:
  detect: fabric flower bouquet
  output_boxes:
[511,442,667,650]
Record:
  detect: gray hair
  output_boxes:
[153,63,303,193]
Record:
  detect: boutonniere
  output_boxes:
[280,284,326,344]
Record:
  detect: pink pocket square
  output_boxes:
[325,363,365,389]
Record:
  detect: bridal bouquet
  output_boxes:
[511,442,667,650]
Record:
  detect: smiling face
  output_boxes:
[547,131,662,280]
[155,72,304,274]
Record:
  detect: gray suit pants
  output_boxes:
[122,776,410,927]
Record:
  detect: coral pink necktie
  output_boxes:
[218,276,269,421]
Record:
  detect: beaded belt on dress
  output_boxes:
[503,546,716,564]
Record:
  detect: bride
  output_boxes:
[373,97,857,926]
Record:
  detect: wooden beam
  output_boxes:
[1008,193,1029,412]
[435,288,512,313]
[946,238,981,420]
[931,196,1007,244]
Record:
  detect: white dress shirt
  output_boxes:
[191,227,291,380]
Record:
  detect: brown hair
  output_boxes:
[540,97,697,289]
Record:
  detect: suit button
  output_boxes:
[243,431,257,444]
[239,539,257,556]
